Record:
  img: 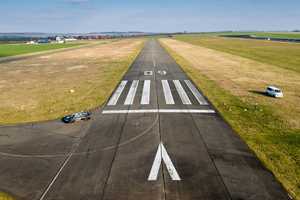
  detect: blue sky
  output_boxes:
[0,0,299,33]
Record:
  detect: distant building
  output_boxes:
[55,36,77,43]
[56,36,65,43]
[37,39,50,44]
[26,41,37,44]
[56,36,62,41]
[65,38,77,42]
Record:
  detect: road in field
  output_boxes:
[0,39,289,200]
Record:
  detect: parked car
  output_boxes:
[265,86,283,98]
[62,111,91,123]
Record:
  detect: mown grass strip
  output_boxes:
[0,43,84,58]
[161,41,300,200]
[182,32,300,39]
[253,32,300,39]
[174,35,300,73]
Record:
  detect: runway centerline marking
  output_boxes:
[141,80,151,105]
[124,80,139,105]
[152,51,156,67]
[173,80,191,105]
[148,143,181,181]
[102,109,215,114]
[184,80,208,105]
[162,80,175,104]
[107,80,127,106]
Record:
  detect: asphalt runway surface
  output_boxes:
[0,39,290,200]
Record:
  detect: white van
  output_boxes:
[266,86,283,98]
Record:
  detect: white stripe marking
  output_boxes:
[103,109,157,114]
[39,148,76,200]
[162,80,175,104]
[148,143,181,181]
[173,80,191,105]
[152,52,156,67]
[102,109,215,114]
[107,80,128,106]
[148,144,162,181]
[159,109,214,113]
[124,80,139,105]
[184,80,208,105]
[141,80,151,105]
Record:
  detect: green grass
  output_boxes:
[253,32,300,39]
[180,32,300,39]
[162,43,300,200]
[221,32,300,39]
[0,43,84,58]
[174,35,300,73]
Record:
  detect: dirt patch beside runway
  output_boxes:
[0,39,144,124]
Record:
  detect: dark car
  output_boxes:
[62,111,91,123]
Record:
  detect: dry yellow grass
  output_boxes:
[0,191,15,200]
[0,39,144,124]
[160,38,300,129]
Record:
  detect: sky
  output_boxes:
[0,0,300,33]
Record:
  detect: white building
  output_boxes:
[26,41,37,44]
[65,38,77,42]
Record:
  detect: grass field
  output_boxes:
[174,35,300,73]
[160,38,300,199]
[0,42,85,58]
[222,32,300,39]
[253,32,300,39]
[183,32,300,39]
[0,39,144,124]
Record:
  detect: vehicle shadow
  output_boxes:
[249,90,268,97]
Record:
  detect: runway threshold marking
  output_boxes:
[141,80,151,105]
[107,80,128,106]
[162,80,175,104]
[102,109,215,114]
[184,80,208,105]
[107,79,207,106]
[124,80,139,105]
[148,143,181,181]
[173,80,192,105]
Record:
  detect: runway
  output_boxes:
[0,39,289,200]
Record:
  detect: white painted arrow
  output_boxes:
[148,143,181,181]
